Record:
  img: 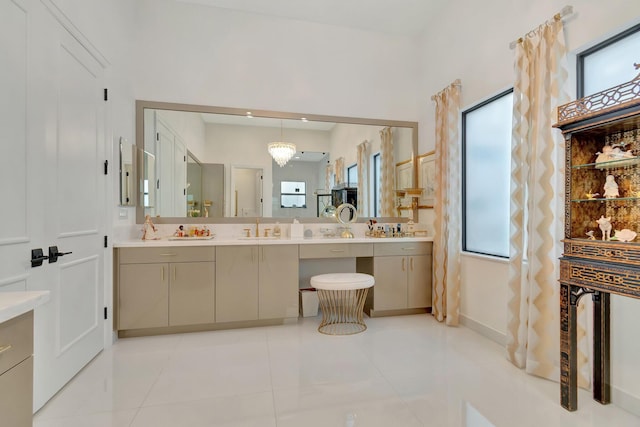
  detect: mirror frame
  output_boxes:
[135,100,418,224]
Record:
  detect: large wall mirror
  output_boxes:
[135,100,418,224]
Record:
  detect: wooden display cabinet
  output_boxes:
[554,73,640,411]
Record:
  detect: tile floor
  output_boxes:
[33,314,639,427]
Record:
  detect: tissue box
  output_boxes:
[291,222,304,239]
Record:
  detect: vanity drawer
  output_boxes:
[0,311,33,376]
[118,246,216,264]
[373,242,432,257]
[299,243,373,259]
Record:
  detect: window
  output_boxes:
[373,153,381,216]
[462,89,513,258]
[280,181,306,208]
[578,23,640,97]
[347,164,358,187]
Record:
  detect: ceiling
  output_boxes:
[175,0,445,36]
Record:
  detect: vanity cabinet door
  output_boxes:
[216,246,259,322]
[169,261,215,326]
[259,245,299,320]
[372,256,408,310]
[118,263,169,329]
[407,255,432,309]
[0,357,33,427]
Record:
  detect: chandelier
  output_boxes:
[268,142,296,167]
[268,121,296,167]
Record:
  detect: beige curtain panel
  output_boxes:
[379,127,395,217]
[506,15,584,386]
[325,164,334,192]
[356,140,371,215]
[432,80,462,326]
[335,157,345,186]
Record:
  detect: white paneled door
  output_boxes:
[0,0,106,411]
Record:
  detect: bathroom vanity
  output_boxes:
[114,238,432,337]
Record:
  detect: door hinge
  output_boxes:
[104,307,108,320]
[104,235,108,248]
[184,189,186,195]
[156,132,159,141]
[104,160,108,175]
[103,88,108,101]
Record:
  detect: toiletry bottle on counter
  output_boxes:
[273,222,281,237]
[291,219,304,239]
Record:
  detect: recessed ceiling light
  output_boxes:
[246,112,253,118]
[301,117,308,122]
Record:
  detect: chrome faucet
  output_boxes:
[255,218,260,238]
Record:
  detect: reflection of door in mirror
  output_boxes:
[186,152,202,217]
[232,167,263,217]
[157,119,187,217]
[119,137,135,206]
[202,163,224,217]
[139,149,156,216]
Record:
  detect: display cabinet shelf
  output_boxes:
[572,156,640,170]
[571,196,640,203]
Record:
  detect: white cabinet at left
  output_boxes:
[115,247,216,332]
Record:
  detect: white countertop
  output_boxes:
[114,236,433,248]
[0,291,50,324]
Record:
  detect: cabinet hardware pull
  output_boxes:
[161,266,164,281]
[261,247,265,262]
[172,266,176,282]
[0,344,12,355]
[410,258,414,271]
[402,258,405,271]
[160,253,177,256]
[401,247,415,251]
[330,249,345,253]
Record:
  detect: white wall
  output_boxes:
[416,0,640,410]
[132,0,420,122]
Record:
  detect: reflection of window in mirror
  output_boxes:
[373,153,381,216]
[280,181,307,208]
[347,164,358,187]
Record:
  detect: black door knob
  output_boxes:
[31,248,49,268]
[48,246,72,263]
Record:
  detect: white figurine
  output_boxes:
[142,215,160,240]
[603,175,619,198]
[595,145,613,163]
[585,230,596,240]
[613,229,637,242]
[596,216,612,241]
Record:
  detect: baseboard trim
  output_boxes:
[612,386,640,417]
[459,314,506,346]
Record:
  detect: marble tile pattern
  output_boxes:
[33,315,639,427]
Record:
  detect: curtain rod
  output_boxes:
[430,79,461,101]
[509,5,573,50]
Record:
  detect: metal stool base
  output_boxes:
[316,288,369,335]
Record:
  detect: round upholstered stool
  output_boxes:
[310,273,375,335]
